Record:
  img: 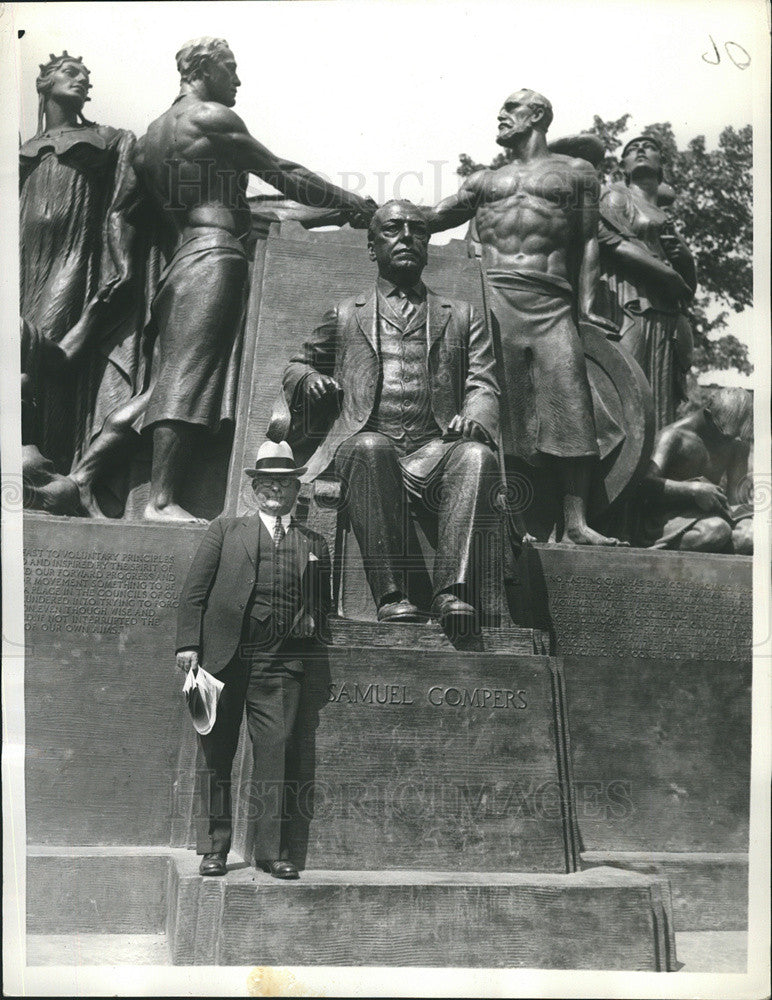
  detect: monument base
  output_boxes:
[26,847,677,970]
[21,515,751,959]
[581,850,748,932]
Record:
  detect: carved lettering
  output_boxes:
[328,683,528,709]
[427,686,528,710]
[328,683,415,706]
[543,572,750,661]
[24,548,176,633]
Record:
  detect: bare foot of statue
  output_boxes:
[564,522,626,546]
[74,481,108,519]
[560,469,629,546]
[143,501,208,525]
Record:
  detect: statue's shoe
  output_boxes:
[431,593,479,637]
[257,860,299,880]
[377,597,423,623]
[199,852,227,876]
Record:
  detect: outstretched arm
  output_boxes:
[422,170,484,233]
[195,103,373,219]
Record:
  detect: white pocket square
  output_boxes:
[307,552,319,562]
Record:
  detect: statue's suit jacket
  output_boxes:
[283,286,500,482]
[176,515,331,676]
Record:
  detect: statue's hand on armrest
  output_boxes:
[267,388,292,443]
[271,372,342,450]
[446,414,491,445]
[305,373,342,406]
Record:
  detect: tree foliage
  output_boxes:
[458,117,753,375]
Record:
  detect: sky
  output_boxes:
[8,0,769,384]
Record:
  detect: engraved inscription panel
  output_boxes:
[24,547,177,634]
[23,517,204,847]
[232,651,574,872]
[546,573,749,660]
[530,546,752,662]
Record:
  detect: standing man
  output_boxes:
[79,37,374,524]
[282,200,501,635]
[424,89,623,545]
[176,441,331,879]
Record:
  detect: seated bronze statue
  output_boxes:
[277,200,503,636]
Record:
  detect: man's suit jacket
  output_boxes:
[176,515,332,676]
[282,286,500,482]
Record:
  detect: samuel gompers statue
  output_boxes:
[69,37,375,523]
[280,200,502,636]
[424,89,625,545]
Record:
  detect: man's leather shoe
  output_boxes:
[377,597,423,623]
[431,592,479,636]
[257,859,299,880]
[199,852,227,876]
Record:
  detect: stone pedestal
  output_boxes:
[167,854,676,969]
[22,508,751,965]
[25,847,676,970]
[226,643,579,874]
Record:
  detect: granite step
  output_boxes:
[581,850,748,931]
[167,852,676,969]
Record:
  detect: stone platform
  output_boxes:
[21,514,752,964]
[26,847,677,970]
[169,856,676,969]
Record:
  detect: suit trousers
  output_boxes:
[196,620,304,861]
[334,431,499,607]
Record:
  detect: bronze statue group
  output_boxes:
[19,36,754,881]
[19,38,754,565]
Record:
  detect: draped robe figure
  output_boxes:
[596,137,696,431]
[19,53,142,481]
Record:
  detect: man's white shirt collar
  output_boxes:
[259,511,293,536]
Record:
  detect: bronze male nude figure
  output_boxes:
[425,89,623,545]
[70,37,373,522]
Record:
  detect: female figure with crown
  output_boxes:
[20,52,144,486]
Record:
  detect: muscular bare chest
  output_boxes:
[480,162,578,216]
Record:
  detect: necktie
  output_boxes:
[273,517,285,546]
[396,291,416,324]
